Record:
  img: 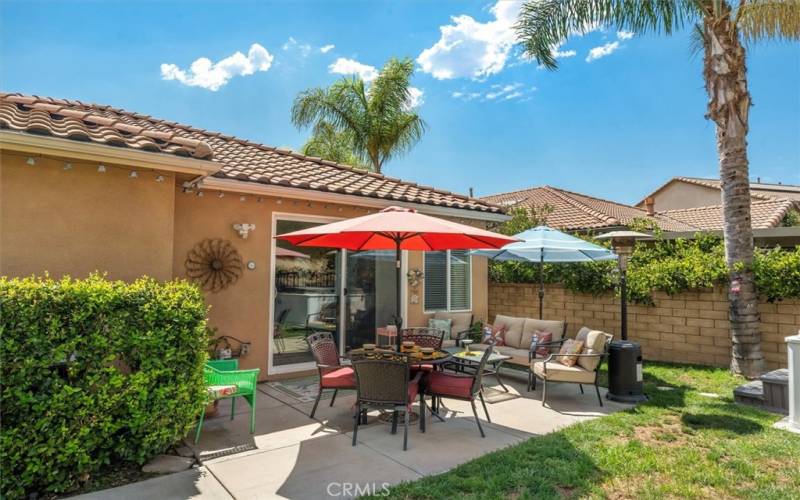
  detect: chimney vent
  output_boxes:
[645,197,655,216]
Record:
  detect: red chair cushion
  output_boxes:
[320,367,355,389]
[427,371,474,399]
[411,364,434,374]
[408,380,419,406]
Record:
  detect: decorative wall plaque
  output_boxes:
[185,238,244,292]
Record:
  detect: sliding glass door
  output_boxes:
[270,216,400,374]
[272,218,341,372]
[343,250,397,351]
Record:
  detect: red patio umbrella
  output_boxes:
[276,206,517,349]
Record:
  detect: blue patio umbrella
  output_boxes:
[473,226,617,318]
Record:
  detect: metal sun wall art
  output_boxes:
[185,238,244,292]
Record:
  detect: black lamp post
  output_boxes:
[596,231,650,403]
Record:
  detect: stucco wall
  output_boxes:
[647,182,721,212]
[0,152,175,281]
[489,282,798,370]
[1,148,495,381]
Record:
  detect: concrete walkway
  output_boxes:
[76,371,632,499]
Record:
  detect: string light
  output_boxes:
[155,175,165,183]
[26,156,36,166]
[240,196,246,202]
[197,191,204,198]
[276,199,283,205]
[337,207,343,212]
[97,164,106,173]
[218,192,225,198]
[129,171,138,178]
[63,162,72,171]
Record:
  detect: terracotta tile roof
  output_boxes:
[657,198,798,230]
[481,185,697,231]
[0,93,501,215]
[639,176,800,205]
[0,93,213,160]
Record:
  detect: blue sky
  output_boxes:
[2,0,798,205]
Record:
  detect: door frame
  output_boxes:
[268,211,342,376]
[268,211,408,376]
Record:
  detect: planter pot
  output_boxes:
[204,400,219,418]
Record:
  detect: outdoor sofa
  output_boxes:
[468,314,567,367]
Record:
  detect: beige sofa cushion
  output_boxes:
[532,360,595,384]
[521,319,565,348]
[575,327,611,372]
[494,315,525,348]
[469,343,528,366]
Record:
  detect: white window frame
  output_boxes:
[423,250,472,313]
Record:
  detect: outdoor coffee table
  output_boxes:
[446,347,512,392]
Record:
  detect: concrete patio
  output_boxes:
[76,371,633,500]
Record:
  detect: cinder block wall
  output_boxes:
[488,283,799,370]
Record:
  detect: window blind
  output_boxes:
[424,251,447,311]
[449,250,471,310]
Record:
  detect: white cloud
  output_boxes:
[416,0,523,80]
[452,82,534,102]
[320,44,335,54]
[160,43,273,91]
[585,41,620,62]
[405,87,425,109]
[282,37,312,57]
[328,57,379,82]
[617,30,634,40]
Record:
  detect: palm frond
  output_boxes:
[736,0,800,43]
[688,22,707,58]
[516,0,701,69]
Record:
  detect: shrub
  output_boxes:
[0,275,208,499]
[490,234,800,303]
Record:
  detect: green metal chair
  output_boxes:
[195,359,260,443]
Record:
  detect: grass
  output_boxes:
[379,362,800,499]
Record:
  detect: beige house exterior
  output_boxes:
[0,93,506,380]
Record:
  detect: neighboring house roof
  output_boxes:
[0,93,501,215]
[638,176,800,206]
[657,198,798,230]
[480,185,697,231]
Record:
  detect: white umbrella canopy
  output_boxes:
[474,226,617,318]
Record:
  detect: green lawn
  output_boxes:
[380,363,800,499]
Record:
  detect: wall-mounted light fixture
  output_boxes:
[233,223,256,239]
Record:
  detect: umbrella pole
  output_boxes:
[539,253,544,319]
[395,238,403,351]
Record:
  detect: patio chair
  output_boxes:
[425,344,494,438]
[195,361,260,443]
[273,308,291,354]
[351,354,425,451]
[529,328,613,407]
[400,327,445,349]
[306,331,355,419]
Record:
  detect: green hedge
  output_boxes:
[489,234,800,303]
[0,275,208,499]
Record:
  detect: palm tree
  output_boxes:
[516,0,799,378]
[299,121,367,169]
[292,57,426,174]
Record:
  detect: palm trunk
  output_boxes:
[703,2,763,377]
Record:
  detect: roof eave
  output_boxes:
[0,130,221,177]
[202,177,511,222]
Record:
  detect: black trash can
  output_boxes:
[607,340,647,402]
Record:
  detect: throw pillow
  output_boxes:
[428,318,453,340]
[483,324,506,344]
[531,330,552,357]
[557,339,584,367]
